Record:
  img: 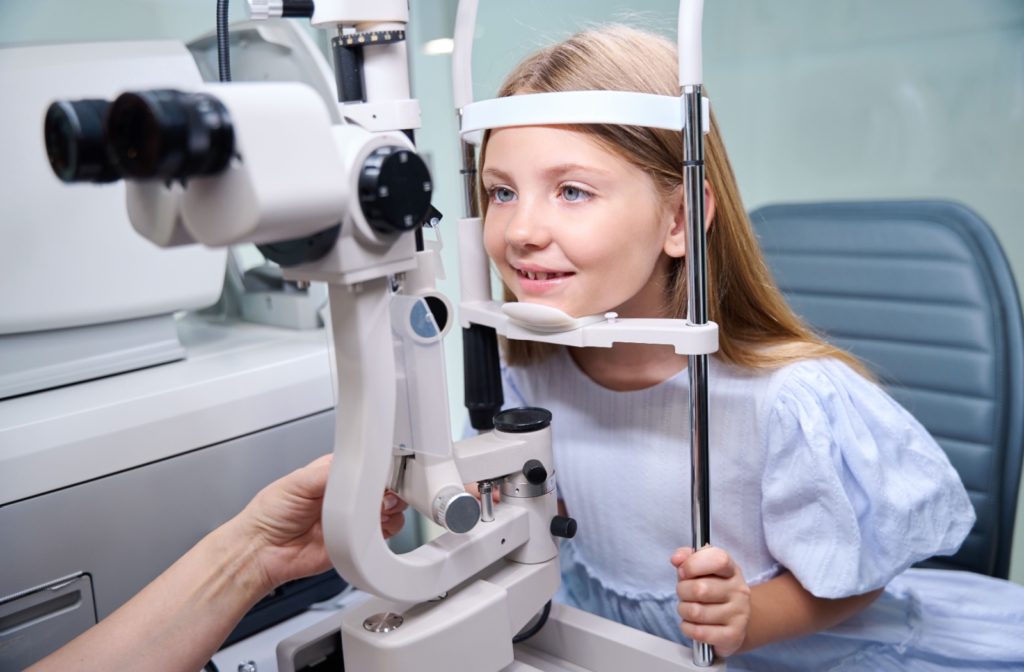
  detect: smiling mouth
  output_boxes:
[517,269,574,281]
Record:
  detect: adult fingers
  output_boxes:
[306,453,334,470]
[465,482,500,503]
[256,454,332,509]
[381,490,408,515]
[382,511,406,539]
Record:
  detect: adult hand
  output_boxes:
[465,481,502,503]
[235,455,408,593]
[28,455,409,672]
[670,546,751,658]
[380,489,408,539]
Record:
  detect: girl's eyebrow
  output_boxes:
[482,163,613,182]
[543,163,614,180]
[481,166,514,182]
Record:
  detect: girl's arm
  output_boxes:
[742,569,882,653]
[672,547,882,657]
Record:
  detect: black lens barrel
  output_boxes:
[106,89,235,181]
[44,99,121,183]
[44,90,235,184]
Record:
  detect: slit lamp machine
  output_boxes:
[41,0,722,669]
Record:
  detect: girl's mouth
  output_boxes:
[515,267,575,295]
[518,269,573,281]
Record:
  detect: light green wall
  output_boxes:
[4,0,1022,582]
[0,0,248,44]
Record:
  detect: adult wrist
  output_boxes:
[210,515,277,601]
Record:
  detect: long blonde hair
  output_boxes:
[482,25,865,375]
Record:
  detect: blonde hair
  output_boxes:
[481,25,866,375]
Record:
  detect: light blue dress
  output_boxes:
[500,348,1024,670]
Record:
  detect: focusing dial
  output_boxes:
[358,146,432,234]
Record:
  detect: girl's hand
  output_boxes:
[670,546,751,658]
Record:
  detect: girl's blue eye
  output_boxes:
[492,187,516,203]
[561,185,589,202]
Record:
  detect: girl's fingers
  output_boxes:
[679,621,744,657]
[676,577,734,604]
[681,546,736,580]
[670,547,695,567]
[677,599,740,626]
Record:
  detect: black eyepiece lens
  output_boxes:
[107,89,234,181]
[44,99,120,183]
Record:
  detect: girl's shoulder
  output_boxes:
[755,354,975,598]
[707,353,881,430]
[735,354,883,426]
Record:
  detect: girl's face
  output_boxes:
[482,126,684,318]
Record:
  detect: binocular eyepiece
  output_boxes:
[45,90,235,184]
[44,99,120,183]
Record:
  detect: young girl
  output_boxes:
[478,25,1024,670]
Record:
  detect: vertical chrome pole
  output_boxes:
[453,0,481,223]
[459,134,480,218]
[683,84,714,668]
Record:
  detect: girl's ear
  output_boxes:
[663,180,716,258]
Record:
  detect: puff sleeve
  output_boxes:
[761,359,975,599]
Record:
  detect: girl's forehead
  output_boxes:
[483,126,632,174]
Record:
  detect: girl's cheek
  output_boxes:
[482,224,502,260]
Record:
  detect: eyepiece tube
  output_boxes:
[44,99,121,183]
[106,89,235,181]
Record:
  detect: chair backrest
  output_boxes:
[749,200,1024,578]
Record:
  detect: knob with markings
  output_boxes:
[358,146,432,234]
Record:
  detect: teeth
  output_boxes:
[523,270,562,281]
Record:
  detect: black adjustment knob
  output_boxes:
[493,407,552,433]
[358,146,432,234]
[522,459,548,485]
[550,516,577,539]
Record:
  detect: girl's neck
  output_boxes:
[568,342,688,392]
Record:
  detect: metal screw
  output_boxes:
[238,661,257,672]
[364,611,404,633]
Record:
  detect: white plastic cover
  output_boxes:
[459,91,685,144]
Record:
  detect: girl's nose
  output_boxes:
[505,202,552,249]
